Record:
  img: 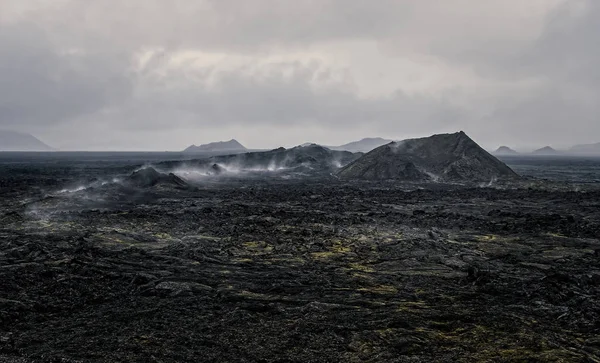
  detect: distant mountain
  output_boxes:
[0,130,54,151]
[493,146,519,155]
[337,131,519,182]
[570,142,600,155]
[532,146,560,155]
[330,138,393,153]
[183,139,246,153]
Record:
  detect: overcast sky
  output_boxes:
[0,0,598,151]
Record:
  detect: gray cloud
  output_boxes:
[24,0,409,51]
[484,0,600,148]
[0,0,598,150]
[114,60,462,132]
[0,22,132,128]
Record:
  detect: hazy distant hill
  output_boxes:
[337,131,519,182]
[532,146,560,155]
[570,142,600,155]
[183,139,247,153]
[0,130,54,151]
[493,146,519,155]
[330,138,393,153]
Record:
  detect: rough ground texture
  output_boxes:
[338,132,519,182]
[0,164,599,362]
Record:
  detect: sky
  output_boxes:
[0,0,598,151]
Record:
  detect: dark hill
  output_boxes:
[0,130,54,151]
[532,146,560,155]
[494,146,519,155]
[126,167,190,188]
[183,139,246,153]
[337,131,519,182]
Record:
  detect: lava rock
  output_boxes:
[207,163,226,175]
[126,167,189,188]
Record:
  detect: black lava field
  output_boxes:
[1,154,599,362]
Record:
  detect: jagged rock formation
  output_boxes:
[330,137,393,153]
[126,168,189,188]
[183,139,246,153]
[532,146,560,156]
[494,146,519,155]
[0,130,54,151]
[337,131,519,182]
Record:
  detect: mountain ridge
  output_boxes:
[161,144,361,176]
[329,137,393,153]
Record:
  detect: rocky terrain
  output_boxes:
[162,144,361,178]
[126,168,191,189]
[338,132,519,182]
[0,153,599,362]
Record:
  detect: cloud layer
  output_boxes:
[0,0,597,150]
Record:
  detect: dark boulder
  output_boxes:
[126,167,189,188]
[208,164,226,175]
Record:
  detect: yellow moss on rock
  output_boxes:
[348,263,374,273]
[358,285,398,295]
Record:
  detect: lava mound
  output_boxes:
[126,167,189,188]
[337,131,520,182]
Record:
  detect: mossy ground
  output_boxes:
[1,177,599,362]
